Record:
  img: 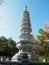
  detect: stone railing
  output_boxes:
[0,61,49,65]
[0,53,49,65]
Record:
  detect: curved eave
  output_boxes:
[19,33,32,38]
[21,23,31,27]
[20,28,32,32]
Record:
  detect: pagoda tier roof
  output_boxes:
[17,40,35,45]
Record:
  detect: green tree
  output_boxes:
[0,36,7,50]
[0,36,18,58]
[31,35,44,55]
[33,41,44,55]
[37,28,49,56]
[7,38,16,48]
[37,29,49,44]
[43,43,49,56]
[4,37,18,57]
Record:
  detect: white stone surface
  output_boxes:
[11,6,38,61]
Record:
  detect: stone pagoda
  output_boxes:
[11,6,38,61]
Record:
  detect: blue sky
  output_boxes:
[0,0,49,42]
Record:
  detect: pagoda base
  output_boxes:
[11,40,39,61]
[11,52,38,61]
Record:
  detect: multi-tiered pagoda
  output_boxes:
[11,6,38,61]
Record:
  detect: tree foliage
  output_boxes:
[37,29,49,43]
[43,43,49,56]
[37,28,49,56]
[0,36,18,58]
[31,28,49,56]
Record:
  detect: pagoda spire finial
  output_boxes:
[25,5,27,11]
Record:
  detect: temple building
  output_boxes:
[11,6,38,61]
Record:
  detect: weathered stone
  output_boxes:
[11,6,38,61]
